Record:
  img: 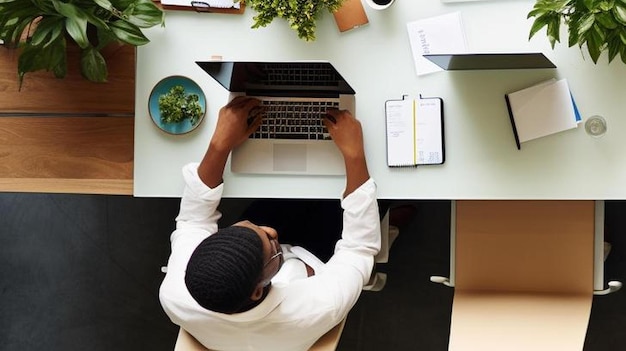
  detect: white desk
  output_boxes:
[134,0,626,199]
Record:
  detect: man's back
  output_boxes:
[161,242,345,350]
[159,100,380,351]
[160,172,380,351]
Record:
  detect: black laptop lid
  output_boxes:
[196,61,356,96]
[423,53,556,70]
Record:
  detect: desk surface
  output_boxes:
[134,1,626,199]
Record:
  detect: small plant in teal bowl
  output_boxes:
[159,85,203,126]
[148,76,206,135]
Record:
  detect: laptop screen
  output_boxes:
[423,53,556,70]
[196,61,356,95]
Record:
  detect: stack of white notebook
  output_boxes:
[505,78,581,149]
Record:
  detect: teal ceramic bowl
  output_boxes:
[148,76,207,135]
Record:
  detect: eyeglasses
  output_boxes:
[265,234,283,267]
[261,234,283,286]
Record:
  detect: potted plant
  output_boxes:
[247,0,344,41]
[0,0,164,88]
[159,84,203,126]
[528,0,626,64]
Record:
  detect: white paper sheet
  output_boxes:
[406,12,468,76]
[160,0,240,8]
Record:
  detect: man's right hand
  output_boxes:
[199,97,263,188]
[210,96,264,153]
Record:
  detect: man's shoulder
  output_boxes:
[275,279,351,318]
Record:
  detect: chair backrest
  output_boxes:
[173,318,347,351]
[174,328,206,351]
[448,200,595,351]
[308,318,347,351]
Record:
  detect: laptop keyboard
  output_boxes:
[251,100,339,140]
[262,63,340,87]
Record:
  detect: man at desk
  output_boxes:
[159,96,381,350]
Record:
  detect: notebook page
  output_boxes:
[416,98,443,164]
[385,100,415,166]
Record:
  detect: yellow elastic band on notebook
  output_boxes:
[412,99,417,165]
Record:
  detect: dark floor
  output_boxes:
[0,194,625,351]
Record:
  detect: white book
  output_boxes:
[505,78,578,149]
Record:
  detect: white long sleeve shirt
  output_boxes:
[159,163,381,351]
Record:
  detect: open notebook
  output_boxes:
[385,95,444,167]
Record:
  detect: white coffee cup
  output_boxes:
[364,0,395,10]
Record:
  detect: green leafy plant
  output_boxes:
[0,0,164,88]
[159,85,203,126]
[528,0,626,64]
[247,0,344,41]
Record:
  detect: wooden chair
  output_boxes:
[174,318,347,351]
[431,200,621,351]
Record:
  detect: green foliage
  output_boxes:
[158,85,203,126]
[0,0,164,89]
[528,0,626,64]
[246,0,344,41]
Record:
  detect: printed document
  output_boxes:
[406,12,468,76]
[160,0,240,8]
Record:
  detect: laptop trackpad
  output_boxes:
[273,144,307,172]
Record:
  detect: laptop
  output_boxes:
[423,53,556,70]
[196,61,356,175]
